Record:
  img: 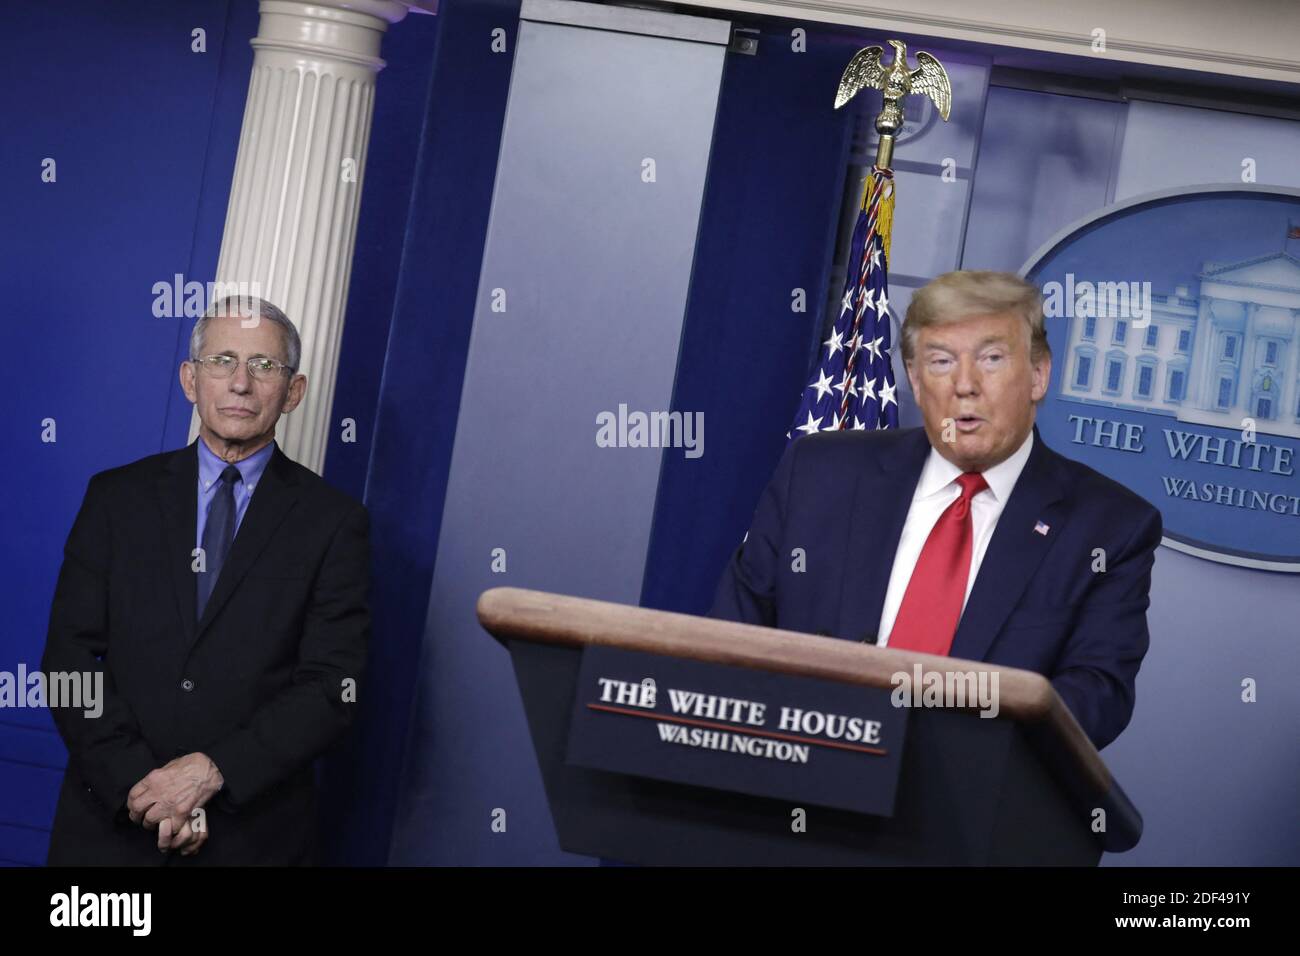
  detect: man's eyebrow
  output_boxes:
[923,335,1012,352]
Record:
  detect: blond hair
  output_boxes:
[901,271,1049,365]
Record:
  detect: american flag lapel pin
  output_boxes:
[1034,520,1050,536]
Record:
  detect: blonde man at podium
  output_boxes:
[710,270,1161,751]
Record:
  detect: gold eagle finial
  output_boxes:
[834,39,952,167]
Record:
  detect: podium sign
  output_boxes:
[566,645,909,815]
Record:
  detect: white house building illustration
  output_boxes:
[1060,252,1300,440]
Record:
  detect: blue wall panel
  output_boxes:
[328,0,521,865]
[315,6,443,867]
[0,0,247,866]
[639,21,856,617]
[388,2,728,866]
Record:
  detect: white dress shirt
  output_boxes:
[876,429,1035,646]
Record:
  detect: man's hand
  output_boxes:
[157,813,210,856]
[127,752,224,851]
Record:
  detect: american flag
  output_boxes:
[788,166,899,442]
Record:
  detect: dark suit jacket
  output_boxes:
[43,439,370,865]
[709,425,1161,751]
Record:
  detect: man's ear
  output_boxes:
[282,373,308,413]
[904,359,919,400]
[1030,353,1052,402]
[179,362,197,403]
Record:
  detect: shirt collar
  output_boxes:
[197,436,276,493]
[914,427,1035,504]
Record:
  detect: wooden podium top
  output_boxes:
[477,586,1110,794]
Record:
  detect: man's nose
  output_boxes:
[228,362,252,391]
[953,356,979,395]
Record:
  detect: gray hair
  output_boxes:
[902,270,1050,365]
[189,295,301,371]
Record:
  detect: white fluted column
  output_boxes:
[190,0,425,473]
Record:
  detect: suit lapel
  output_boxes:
[949,426,1069,663]
[158,440,201,646]
[156,439,302,647]
[836,428,930,642]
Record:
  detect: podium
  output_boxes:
[478,587,1142,865]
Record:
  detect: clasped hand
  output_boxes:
[126,752,224,856]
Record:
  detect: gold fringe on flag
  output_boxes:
[860,165,895,265]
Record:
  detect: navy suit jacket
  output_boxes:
[709,425,1161,751]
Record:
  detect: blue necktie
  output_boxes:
[197,464,242,620]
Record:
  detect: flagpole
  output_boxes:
[873,100,901,170]
[781,41,954,441]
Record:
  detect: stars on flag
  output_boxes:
[785,167,900,444]
[808,369,835,402]
[823,328,845,358]
[795,410,824,436]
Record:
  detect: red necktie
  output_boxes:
[887,471,988,656]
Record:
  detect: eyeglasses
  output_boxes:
[193,354,295,381]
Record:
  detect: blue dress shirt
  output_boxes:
[196,437,275,550]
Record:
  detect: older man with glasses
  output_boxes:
[43,296,371,865]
